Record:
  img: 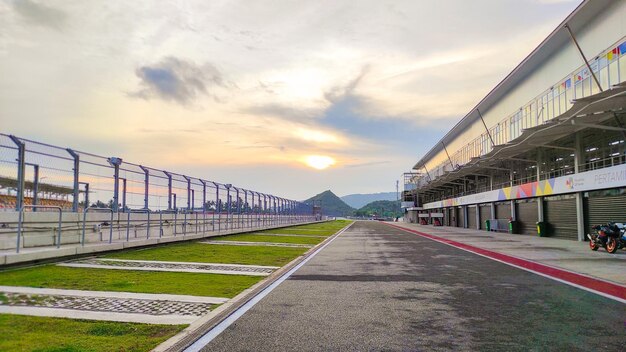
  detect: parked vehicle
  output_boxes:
[587,222,626,253]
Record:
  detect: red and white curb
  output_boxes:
[385,223,626,304]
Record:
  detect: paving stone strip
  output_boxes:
[0,292,213,316]
[0,286,228,304]
[58,258,278,276]
[253,233,327,238]
[200,240,315,248]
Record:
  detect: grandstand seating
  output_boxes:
[0,195,72,210]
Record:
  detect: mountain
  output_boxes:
[304,190,355,217]
[354,200,402,218]
[340,192,397,209]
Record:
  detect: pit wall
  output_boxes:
[0,211,319,266]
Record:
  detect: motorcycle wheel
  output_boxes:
[606,238,618,254]
[589,239,599,251]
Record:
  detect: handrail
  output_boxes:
[82,207,114,245]
[158,209,177,238]
[126,209,151,241]
[16,205,62,253]
[179,208,198,236]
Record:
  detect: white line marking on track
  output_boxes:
[184,222,355,352]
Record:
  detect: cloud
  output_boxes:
[243,103,321,122]
[130,57,231,105]
[11,0,67,30]
[345,161,391,168]
[324,65,370,103]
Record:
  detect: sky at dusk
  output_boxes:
[0,0,583,199]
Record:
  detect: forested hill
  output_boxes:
[303,190,354,217]
[340,192,396,208]
[354,200,402,218]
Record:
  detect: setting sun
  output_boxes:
[304,155,336,170]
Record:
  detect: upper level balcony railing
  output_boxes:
[416,37,626,188]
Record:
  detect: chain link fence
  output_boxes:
[0,134,317,253]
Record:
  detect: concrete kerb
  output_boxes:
[153,221,355,352]
[0,221,328,269]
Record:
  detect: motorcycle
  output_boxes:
[587,222,626,253]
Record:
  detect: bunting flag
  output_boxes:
[619,42,626,56]
[561,78,571,89]
[607,47,618,61]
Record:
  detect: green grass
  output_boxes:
[105,242,308,267]
[216,233,325,245]
[258,220,352,236]
[0,265,262,298]
[0,314,185,352]
[104,221,349,265]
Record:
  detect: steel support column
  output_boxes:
[574,132,585,241]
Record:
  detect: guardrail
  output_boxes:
[126,209,151,241]
[82,207,114,245]
[17,205,62,253]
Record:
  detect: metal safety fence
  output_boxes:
[0,134,318,253]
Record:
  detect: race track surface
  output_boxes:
[202,221,624,351]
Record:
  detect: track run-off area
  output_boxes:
[198,221,624,352]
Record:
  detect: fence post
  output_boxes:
[183,175,191,210]
[107,157,122,212]
[164,171,172,210]
[248,191,255,228]
[120,177,127,211]
[200,180,207,211]
[233,187,238,229]
[139,166,150,210]
[212,182,220,232]
[9,135,25,211]
[199,180,207,234]
[244,189,248,228]
[262,194,267,227]
[67,149,80,212]
[225,184,232,230]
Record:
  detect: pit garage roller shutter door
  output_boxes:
[479,204,490,230]
[586,191,626,234]
[457,207,464,227]
[545,196,577,240]
[467,206,477,229]
[495,202,510,219]
[516,199,538,236]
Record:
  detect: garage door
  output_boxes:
[586,190,626,234]
[545,195,577,240]
[479,204,491,230]
[467,206,477,229]
[495,202,510,219]
[516,199,538,236]
[456,207,463,227]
